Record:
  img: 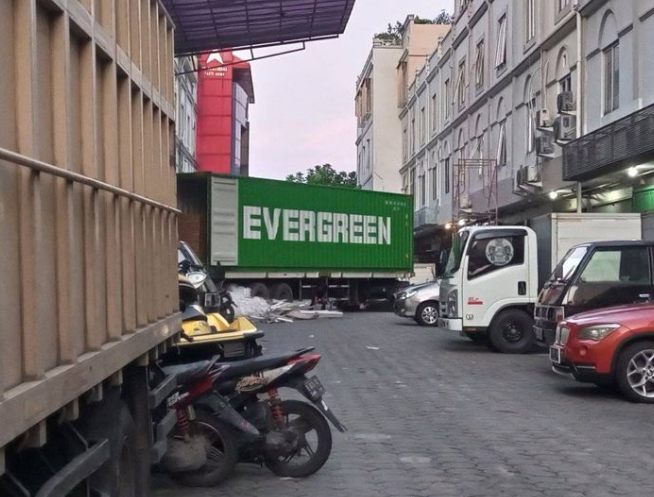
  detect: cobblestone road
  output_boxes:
[155,312,654,497]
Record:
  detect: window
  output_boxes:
[402,128,408,161]
[410,117,416,155]
[444,79,451,119]
[456,60,467,108]
[476,134,484,175]
[527,0,536,41]
[558,0,571,12]
[475,40,485,90]
[420,107,426,145]
[495,16,507,69]
[526,98,536,154]
[419,174,426,207]
[430,165,439,202]
[459,0,470,14]
[444,157,451,194]
[467,234,526,280]
[496,121,507,166]
[603,42,619,115]
[559,74,572,94]
[578,248,650,284]
[410,169,416,197]
[431,94,438,132]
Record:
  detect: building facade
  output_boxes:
[399,0,654,262]
[175,57,199,173]
[355,16,449,193]
[196,51,255,176]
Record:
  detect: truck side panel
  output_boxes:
[0,0,179,452]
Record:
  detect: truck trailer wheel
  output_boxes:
[271,283,293,301]
[488,309,535,354]
[249,282,271,300]
[77,395,138,497]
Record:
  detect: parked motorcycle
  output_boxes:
[196,347,346,478]
[154,357,257,487]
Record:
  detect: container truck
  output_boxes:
[438,214,642,353]
[0,1,180,495]
[178,173,414,305]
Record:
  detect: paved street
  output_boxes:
[155,312,654,497]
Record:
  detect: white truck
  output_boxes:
[438,214,642,353]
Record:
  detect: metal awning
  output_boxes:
[162,0,356,57]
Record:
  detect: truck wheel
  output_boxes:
[488,309,535,354]
[415,302,439,327]
[249,282,270,300]
[271,283,293,301]
[78,397,138,497]
[615,341,654,403]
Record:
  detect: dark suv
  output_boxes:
[535,241,654,345]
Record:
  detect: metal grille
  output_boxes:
[563,104,654,181]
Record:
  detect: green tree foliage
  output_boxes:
[374,12,452,41]
[286,164,357,188]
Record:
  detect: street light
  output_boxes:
[548,191,559,200]
[445,223,452,230]
[628,167,638,178]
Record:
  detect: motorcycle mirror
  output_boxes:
[187,271,207,289]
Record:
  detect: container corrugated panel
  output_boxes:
[202,175,414,272]
[0,0,179,451]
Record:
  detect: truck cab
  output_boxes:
[439,226,539,353]
[535,241,654,345]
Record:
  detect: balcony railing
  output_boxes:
[414,206,439,229]
[563,103,654,182]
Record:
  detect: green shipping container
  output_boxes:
[178,174,414,274]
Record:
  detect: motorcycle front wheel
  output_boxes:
[173,412,237,487]
[264,400,333,478]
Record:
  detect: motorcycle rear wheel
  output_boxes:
[264,400,332,478]
[173,412,237,487]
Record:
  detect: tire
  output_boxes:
[465,332,488,344]
[264,400,332,478]
[78,397,138,497]
[173,411,238,487]
[488,309,535,354]
[615,341,654,403]
[220,304,235,323]
[415,302,439,327]
[249,282,271,300]
[271,282,294,301]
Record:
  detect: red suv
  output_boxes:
[550,302,654,403]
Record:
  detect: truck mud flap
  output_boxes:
[35,439,110,497]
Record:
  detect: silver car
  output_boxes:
[393,280,441,326]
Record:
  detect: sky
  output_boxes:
[240,0,454,180]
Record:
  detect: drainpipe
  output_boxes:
[575,1,584,213]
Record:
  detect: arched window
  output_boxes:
[524,76,536,153]
[599,11,619,114]
[495,98,507,166]
[556,47,572,94]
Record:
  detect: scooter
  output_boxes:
[154,357,258,487]
[196,347,346,478]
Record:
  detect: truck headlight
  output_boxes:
[447,290,458,317]
[577,324,620,341]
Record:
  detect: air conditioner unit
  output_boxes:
[535,134,556,158]
[524,164,541,184]
[557,91,576,114]
[459,194,472,210]
[536,109,554,131]
[554,115,577,143]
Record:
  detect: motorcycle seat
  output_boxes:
[218,347,315,380]
[162,360,214,385]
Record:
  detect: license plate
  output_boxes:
[304,376,326,401]
[550,346,562,364]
